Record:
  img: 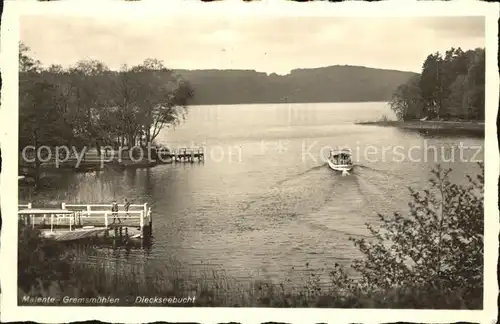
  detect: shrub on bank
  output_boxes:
[17,164,484,308]
[348,163,483,308]
[18,224,76,293]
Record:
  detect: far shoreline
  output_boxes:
[355,120,485,137]
[188,100,390,106]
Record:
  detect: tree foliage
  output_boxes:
[19,42,41,73]
[389,75,423,120]
[19,42,194,153]
[343,164,484,308]
[390,47,485,121]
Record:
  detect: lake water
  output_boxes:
[20,102,484,284]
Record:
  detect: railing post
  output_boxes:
[104,212,108,227]
[148,207,152,234]
[50,214,54,232]
[60,203,66,225]
[69,215,73,232]
[140,211,144,235]
[143,203,148,236]
[87,205,91,217]
[27,203,32,209]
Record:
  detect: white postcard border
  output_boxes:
[1,1,498,323]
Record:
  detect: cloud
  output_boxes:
[20,15,485,74]
[417,16,485,39]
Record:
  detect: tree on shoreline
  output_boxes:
[389,74,423,120]
[122,59,193,147]
[18,43,194,160]
[390,47,485,122]
[19,73,71,187]
[19,42,41,73]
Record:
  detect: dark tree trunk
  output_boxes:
[34,155,40,189]
[34,135,41,190]
[96,141,101,157]
[146,130,151,147]
[128,134,135,148]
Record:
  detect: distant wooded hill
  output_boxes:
[175,65,418,105]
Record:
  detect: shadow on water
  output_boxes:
[410,128,484,139]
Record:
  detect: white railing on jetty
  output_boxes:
[18,202,152,234]
[62,203,150,231]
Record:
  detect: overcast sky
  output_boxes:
[20,15,484,74]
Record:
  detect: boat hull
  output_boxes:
[326,159,353,172]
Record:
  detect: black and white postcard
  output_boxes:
[0,0,498,323]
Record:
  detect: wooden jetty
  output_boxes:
[19,147,205,178]
[18,202,152,247]
[156,147,205,163]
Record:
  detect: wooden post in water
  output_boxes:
[140,210,144,238]
[148,207,152,235]
[141,203,149,238]
[142,203,152,239]
[199,148,204,162]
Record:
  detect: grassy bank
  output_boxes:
[355,119,484,136]
[17,253,477,308]
[18,165,484,308]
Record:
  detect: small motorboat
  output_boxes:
[326,148,354,176]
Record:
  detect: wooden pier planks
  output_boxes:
[51,228,108,241]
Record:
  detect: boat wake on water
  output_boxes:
[351,170,404,221]
[302,217,373,239]
[240,164,328,212]
[355,164,405,180]
[274,164,327,186]
[237,161,400,237]
[353,173,384,198]
[295,171,375,238]
[239,163,333,214]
